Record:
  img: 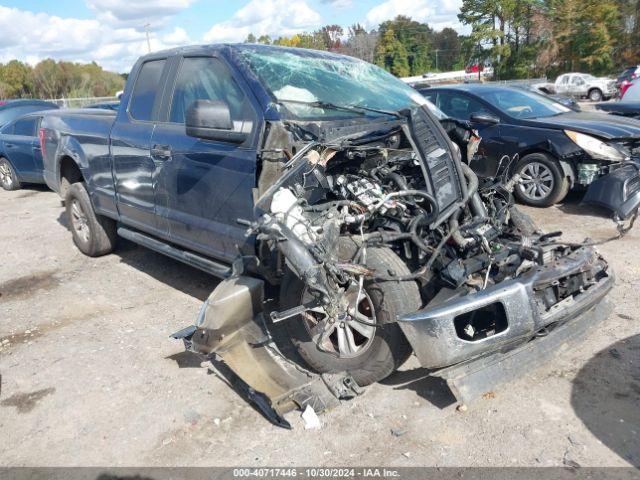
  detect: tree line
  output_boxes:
[247,0,639,79]
[0,59,126,100]
[1,0,637,100]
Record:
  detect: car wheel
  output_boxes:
[514,153,569,207]
[588,88,603,102]
[0,158,21,191]
[65,182,117,257]
[281,239,420,386]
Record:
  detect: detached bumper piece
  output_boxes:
[171,276,362,429]
[398,246,613,404]
[583,163,640,220]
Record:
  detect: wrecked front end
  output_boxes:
[176,105,616,426]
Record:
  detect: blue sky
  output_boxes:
[0,0,465,72]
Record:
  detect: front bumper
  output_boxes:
[398,247,613,369]
[583,163,640,220]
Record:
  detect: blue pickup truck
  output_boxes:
[40,44,626,420]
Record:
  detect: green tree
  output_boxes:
[374,28,410,77]
[378,16,433,75]
[548,0,620,75]
[0,60,34,97]
[245,33,257,43]
[433,28,461,71]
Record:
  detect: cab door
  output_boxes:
[151,55,260,262]
[570,75,587,97]
[111,57,170,236]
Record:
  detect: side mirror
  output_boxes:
[469,111,500,125]
[185,100,248,144]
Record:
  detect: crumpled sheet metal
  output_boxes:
[179,276,360,426]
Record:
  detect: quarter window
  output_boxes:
[129,59,166,121]
[13,117,37,136]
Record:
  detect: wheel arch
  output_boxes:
[58,155,85,197]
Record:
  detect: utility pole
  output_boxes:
[144,23,151,53]
[435,49,440,71]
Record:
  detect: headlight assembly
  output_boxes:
[565,130,628,162]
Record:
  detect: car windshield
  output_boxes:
[484,88,571,119]
[236,46,426,120]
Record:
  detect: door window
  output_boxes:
[13,117,37,136]
[437,92,490,120]
[169,57,253,131]
[128,59,166,121]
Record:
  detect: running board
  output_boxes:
[117,227,231,278]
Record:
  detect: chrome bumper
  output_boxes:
[398,247,613,369]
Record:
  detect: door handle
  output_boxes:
[151,144,172,160]
[5,143,15,149]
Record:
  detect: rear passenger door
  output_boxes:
[1,116,42,182]
[111,58,169,235]
[151,55,259,262]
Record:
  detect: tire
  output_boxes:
[513,153,570,207]
[588,88,603,102]
[0,158,21,191]
[281,239,421,386]
[65,182,117,257]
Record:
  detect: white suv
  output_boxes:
[554,73,617,102]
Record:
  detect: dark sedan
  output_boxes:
[0,112,50,191]
[420,84,640,210]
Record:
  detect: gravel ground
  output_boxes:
[0,186,638,467]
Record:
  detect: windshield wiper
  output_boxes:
[277,99,401,118]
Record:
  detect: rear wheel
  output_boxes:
[0,158,20,191]
[514,153,569,207]
[65,182,117,257]
[281,241,421,386]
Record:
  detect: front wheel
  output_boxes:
[513,153,569,207]
[65,182,117,257]
[281,242,421,386]
[589,88,603,102]
[0,158,20,191]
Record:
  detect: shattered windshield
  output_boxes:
[236,46,426,120]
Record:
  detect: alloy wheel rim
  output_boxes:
[70,200,90,243]
[519,162,554,200]
[301,285,376,358]
[0,163,12,188]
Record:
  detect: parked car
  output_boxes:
[616,65,640,90]
[0,112,51,191]
[40,45,621,423]
[516,83,580,110]
[596,79,640,119]
[85,101,120,111]
[420,84,640,207]
[554,73,617,102]
[0,99,58,128]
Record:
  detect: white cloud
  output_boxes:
[85,0,195,29]
[203,0,322,43]
[0,6,189,73]
[321,0,353,8]
[365,0,464,31]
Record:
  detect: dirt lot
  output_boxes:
[0,185,639,467]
